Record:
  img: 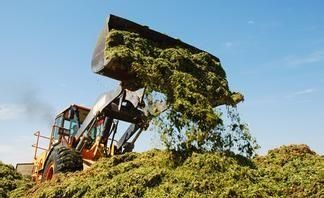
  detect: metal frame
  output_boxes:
[32,131,52,160]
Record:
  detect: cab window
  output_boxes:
[53,115,63,140]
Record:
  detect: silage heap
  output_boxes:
[0,161,32,198]
[15,144,323,198]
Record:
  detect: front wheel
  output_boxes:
[42,145,83,181]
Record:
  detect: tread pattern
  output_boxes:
[55,146,83,172]
[42,145,83,181]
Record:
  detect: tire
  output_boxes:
[42,145,83,181]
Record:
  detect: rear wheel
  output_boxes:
[42,145,83,181]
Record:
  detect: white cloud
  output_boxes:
[0,143,34,165]
[285,50,324,66]
[254,50,324,72]
[0,104,26,120]
[249,88,316,105]
[224,42,233,48]
[285,88,316,99]
[294,88,315,96]
[0,145,14,153]
[248,20,255,24]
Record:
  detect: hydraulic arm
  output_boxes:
[74,85,146,155]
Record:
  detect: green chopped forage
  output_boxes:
[13,145,323,198]
[0,161,33,198]
[104,30,251,153]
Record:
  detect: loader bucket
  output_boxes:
[91,14,220,82]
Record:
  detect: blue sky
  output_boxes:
[0,1,323,165]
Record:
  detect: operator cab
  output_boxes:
[51,104,90,145]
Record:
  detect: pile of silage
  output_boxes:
[104,30,251,153]
[0,161,32,198]
[16,144,323,198]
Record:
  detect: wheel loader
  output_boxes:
[15,15,215,182]
[31,88,146,182]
